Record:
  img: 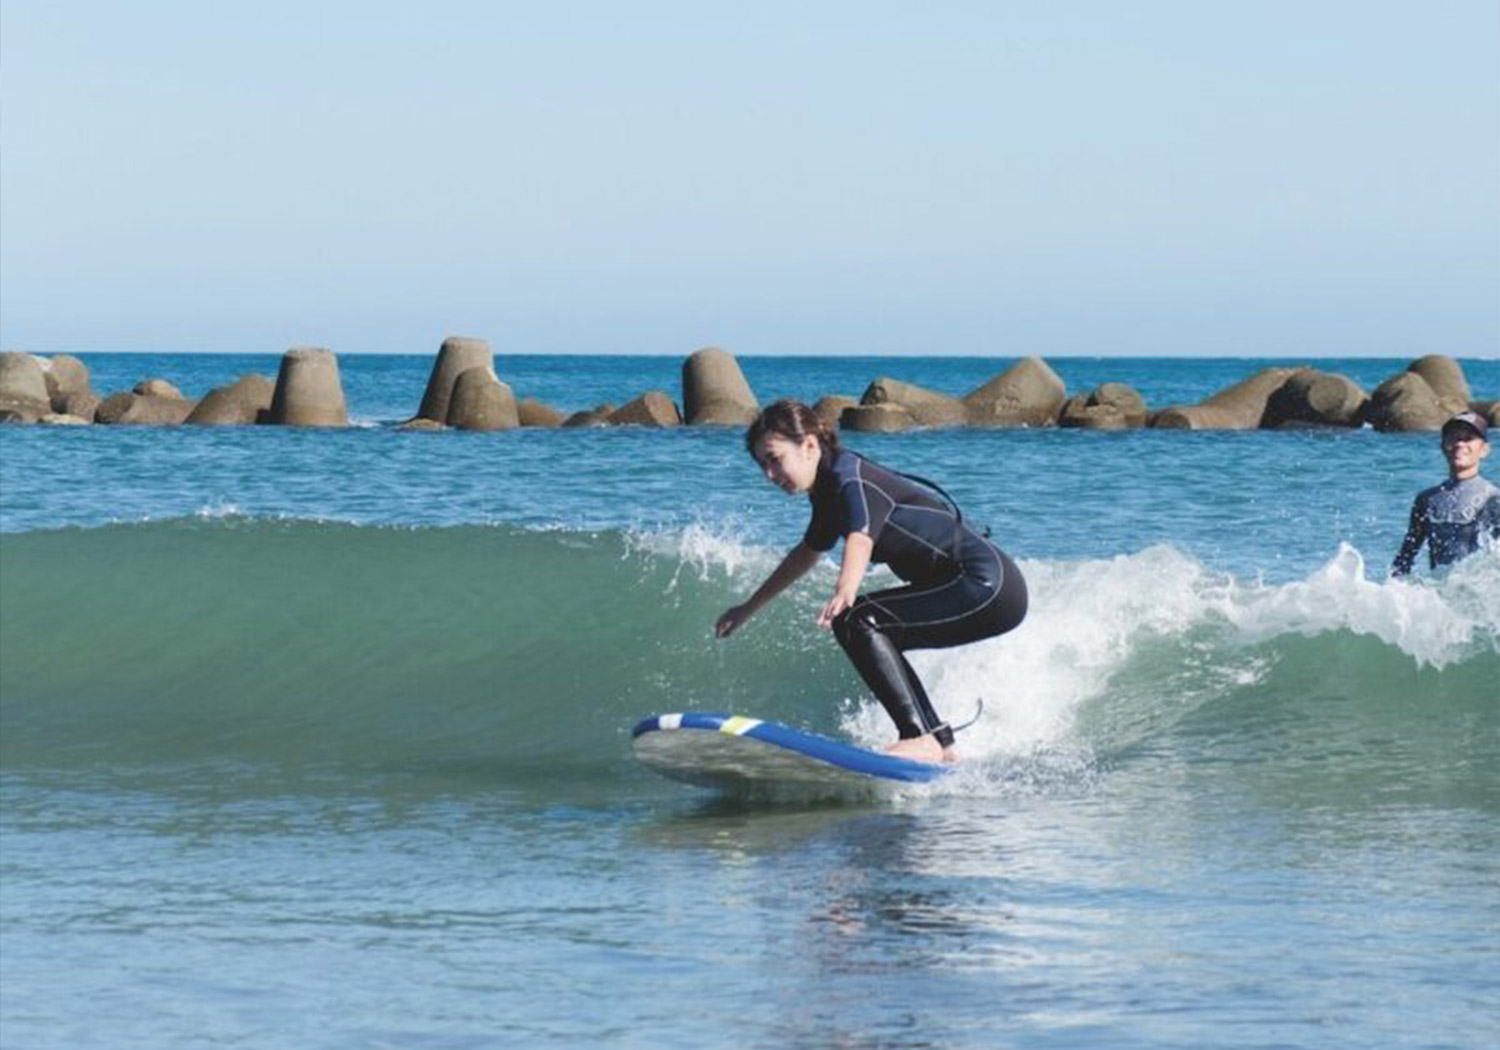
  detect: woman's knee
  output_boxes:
[831,604,879,653]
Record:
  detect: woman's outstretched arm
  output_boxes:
[715,542,823,637]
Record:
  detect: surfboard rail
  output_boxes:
[631,712,948,789]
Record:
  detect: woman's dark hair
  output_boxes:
[745,399,840,462]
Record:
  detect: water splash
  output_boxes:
[1213,542,1498,669]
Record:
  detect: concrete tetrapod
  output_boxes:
[417,337,493,423]
[267,347,348,427]
[682,347,758,425]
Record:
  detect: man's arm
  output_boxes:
[1391,495,1428,577]
[1483,495,1500,538]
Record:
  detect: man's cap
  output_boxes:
[1441,411,1489,440]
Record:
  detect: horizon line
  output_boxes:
[8,348,1499,362]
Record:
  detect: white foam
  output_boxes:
[836,545,1213,760]
[625,521,789,586]
[837,543,1498,775]
[1213,543,1498,670]
[194,499,245,520]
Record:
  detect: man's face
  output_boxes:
[1441,426,1489,476]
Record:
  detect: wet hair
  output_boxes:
[745,398,840,464]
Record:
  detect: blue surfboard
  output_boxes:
[631,712,948,790]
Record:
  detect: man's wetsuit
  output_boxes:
[803,449,1027,746]
[1392,475,1500,575]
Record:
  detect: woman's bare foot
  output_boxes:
[885,734,949,764]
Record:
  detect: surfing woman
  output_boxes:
[715,399,1028,763]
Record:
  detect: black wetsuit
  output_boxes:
[803,449,1027,745]
[1392,474,1500,575]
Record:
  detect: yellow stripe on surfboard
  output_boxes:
[719,716,762,736]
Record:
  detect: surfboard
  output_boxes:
[631,712,949,790]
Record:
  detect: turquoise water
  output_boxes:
[2,354,1498,1048]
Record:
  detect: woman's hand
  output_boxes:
[713,544,822,640]
[816,585,859,629]
[818,531,873,628]
[715,604,751,638]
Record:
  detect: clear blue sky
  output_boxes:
[3,1,1497,357]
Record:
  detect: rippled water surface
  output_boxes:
[2,353,1497,1048]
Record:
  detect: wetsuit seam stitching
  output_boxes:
[852,458,871,535]
[884,518,958,561]
[863,480,951,521]
[859,544,1006,630]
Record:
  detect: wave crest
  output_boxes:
[1,519,1492,785]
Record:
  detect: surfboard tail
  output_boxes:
[631,712,948,790]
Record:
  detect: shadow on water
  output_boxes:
[632,793,908,851]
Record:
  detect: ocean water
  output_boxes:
[1,353,1497,1049]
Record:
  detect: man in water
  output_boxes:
[1392,411,1500,576]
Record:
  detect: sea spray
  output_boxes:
[625,520,784,591]
[1215,542,1499,668]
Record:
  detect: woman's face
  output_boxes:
[754,432,822,495]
